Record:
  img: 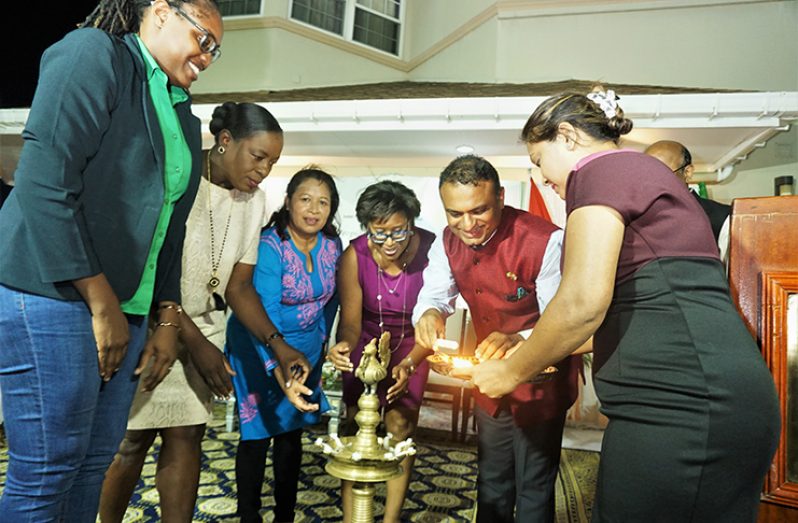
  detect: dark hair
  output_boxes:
[355,180,421,229]
[439,154,501,197]
[82,0,219,36]
[266,166,340,240]
[209,102,282,143]
[521,88,634,145]
[678,144,692,169]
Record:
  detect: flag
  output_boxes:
[528,178,552,222]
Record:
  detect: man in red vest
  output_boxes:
[413,155,580,523]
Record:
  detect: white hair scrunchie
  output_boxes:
[586,90,618,119]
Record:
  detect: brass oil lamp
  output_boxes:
[315,332,416,523]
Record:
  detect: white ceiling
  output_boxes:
[2,92,796,180]
[191,91,798,178]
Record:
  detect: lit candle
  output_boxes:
[433,338,460,354]
[451,356,476,369]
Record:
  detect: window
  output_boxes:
[291,0,402,55]
[291,0,346,35]
[216,0,262,17]
[353,0,400,54]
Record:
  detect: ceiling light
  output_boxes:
[456,144,475,155]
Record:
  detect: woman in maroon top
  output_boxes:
[473,90,779,522]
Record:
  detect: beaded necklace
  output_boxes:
[206,149,233,311]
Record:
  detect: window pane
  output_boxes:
[353,8,399,54]
[217,0,261,16]
[356,0,400,19]
[291,0,346,35]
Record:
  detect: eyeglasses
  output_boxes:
[168,2,222,63]
[672,162,689,174]
[367,226,413,245]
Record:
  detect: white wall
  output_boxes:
[188,0,798,202]
[198,1,798,93]
[711,127,798,203]
[402,0,493,58]
[487,2,798,91]
[409,18,500,82]
[260,168,525,248]
[7,1,797,203]
[195,27,406,93]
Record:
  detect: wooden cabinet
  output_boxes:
[727,196,798,520]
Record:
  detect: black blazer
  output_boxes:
[691,190,730,241]
[0,29,201,305]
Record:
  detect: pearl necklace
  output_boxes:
[376,264,408,353]
[378,266,404,295]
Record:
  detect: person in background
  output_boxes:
[644,140,731,262]
[226,167,342,523]
[474,89,779,522]
[327,180,435,523]
[0,0,223,520]
[413,155,581,523]
[99,102,311,522]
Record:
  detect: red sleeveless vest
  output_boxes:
[443,206,580,425]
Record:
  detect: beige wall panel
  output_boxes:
[403,0,495,58]
[494,2,798,91]
[409,19,499,81]
[194,29,405,93]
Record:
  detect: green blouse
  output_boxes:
[120,36,192,314]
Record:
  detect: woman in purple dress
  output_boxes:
[328,180,435,523]
[473,89,779,522]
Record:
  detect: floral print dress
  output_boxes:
[225,227,340,440]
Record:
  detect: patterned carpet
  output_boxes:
[0,414,598,522]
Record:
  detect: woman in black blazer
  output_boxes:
[0,1,223,520]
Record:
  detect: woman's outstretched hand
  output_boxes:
[327,341,354,372]
[471,359,520,399]
[274,366,319,412]
[190,338,236,399]
[136,324,180,392]
[273,343,311,388]
[387,364,411,403]
[283,380,320,413]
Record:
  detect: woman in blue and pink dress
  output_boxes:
[328,180,435,523]
[225,167,341,523]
